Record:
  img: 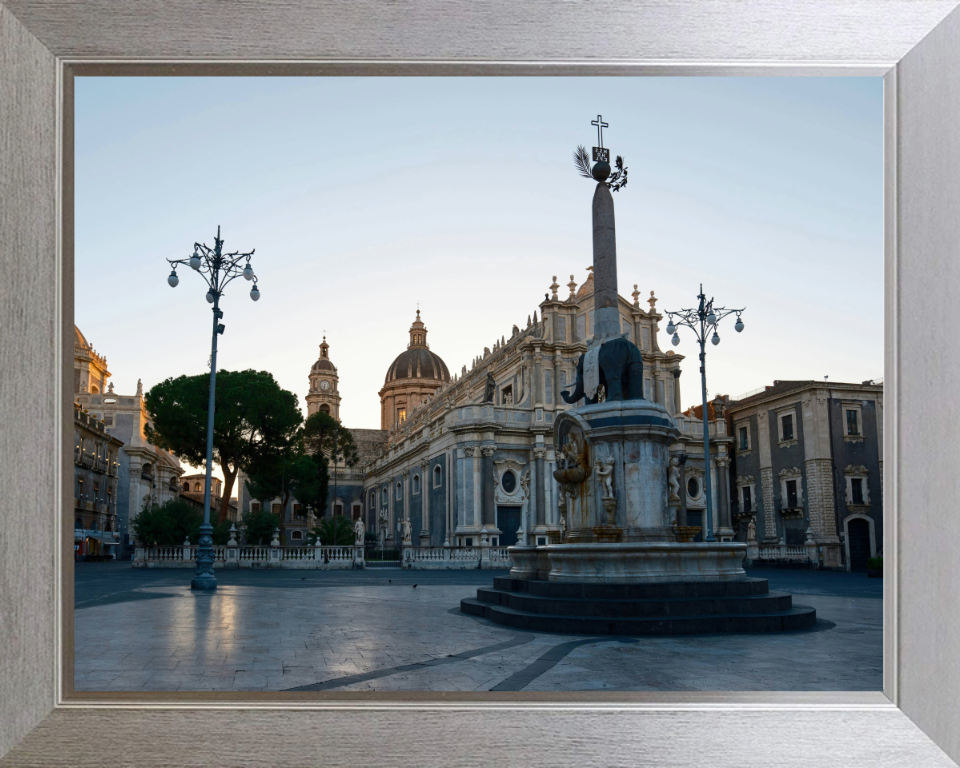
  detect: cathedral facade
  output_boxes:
[355,270,734,548]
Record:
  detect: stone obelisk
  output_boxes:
[592,180,620,341]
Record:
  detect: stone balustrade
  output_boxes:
[756,542,820,567]
[132,544,365,569]
[401,545,514,570]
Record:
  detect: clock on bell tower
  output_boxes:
[305,335,341,420]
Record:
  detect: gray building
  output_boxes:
[725,379,884,571]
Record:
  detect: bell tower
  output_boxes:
[306,335,341,419]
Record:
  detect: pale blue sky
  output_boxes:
[76,77,883,441]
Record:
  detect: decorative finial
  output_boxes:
[550,276,559,300]
[648,290,657,311]
[632,284,641,308]
[107,382,114,393]
[568,274,577,299]
[573,115,628,191]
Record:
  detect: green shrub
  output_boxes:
[308,515,354,546]
[867,556,883,569]
[242,508,279,545]
[133,499,203,546]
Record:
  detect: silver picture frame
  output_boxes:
[1,1,959,765]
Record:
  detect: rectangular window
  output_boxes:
[293,504,303,519]
[739,427,749,451]
[658,380,665,405]
[641,327,651,350]
[846,409,859,436]
[786,479,798,508]
[575,314,586,340]
[742,486,752,513]
[397,407,406,424]
[557,316,566,342]
[644,379,652,400]
[251,502,261,513]
[851,478,864,505]
[272,503,281,515]
[782,413,794,442]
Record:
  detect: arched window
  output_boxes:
[433,465,442,488]
[320,404,331,415]
[368,491,375,509]
[195,483,202,492]
[75,518,82,529]
[182,482,189,492]
[291,530,303,541]
[412,474,420,495]
[396,482,402,500]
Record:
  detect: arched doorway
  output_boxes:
[846,517,872,572]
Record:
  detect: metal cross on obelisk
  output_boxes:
[591,115,610,162]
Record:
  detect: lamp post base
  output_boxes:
[190,575,217,591]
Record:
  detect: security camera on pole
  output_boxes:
[166,226,261,591]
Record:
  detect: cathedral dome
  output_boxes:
[383,310,451,385]
[385,348,450,384]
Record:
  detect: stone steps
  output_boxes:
[492,576,771,600]
[475,587,795,618]
[461,577,817,635]
[460,596,817,636]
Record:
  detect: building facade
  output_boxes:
[74,326,182,557]
[360,271,733,549]
[725,379,884,571]
[73,401,124,557]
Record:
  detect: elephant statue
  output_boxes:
[561,337,644,404]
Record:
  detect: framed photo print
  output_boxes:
[1,1,959,766]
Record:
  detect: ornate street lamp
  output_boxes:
[664,285,744,543]
[166,226,259,590]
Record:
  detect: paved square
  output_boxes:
[74,564,882,692]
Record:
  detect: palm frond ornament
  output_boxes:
[573,115,629,193]
[574,145,593,179]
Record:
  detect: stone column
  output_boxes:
[481,445,496,529]
[533,348,544,406]
[715,455,734,540]
[387,478,394,541]
[402,469,410,540]
[672,370,682,415]
[444,451,451,547]
[534,446,546,528]
[678,455,689,527]
[464,447,476,530]
[419,459,431,546]
[592,182,620,339]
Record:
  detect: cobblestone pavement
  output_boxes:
[73,563,882,693]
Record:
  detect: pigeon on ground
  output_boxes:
[412,584,417,588]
